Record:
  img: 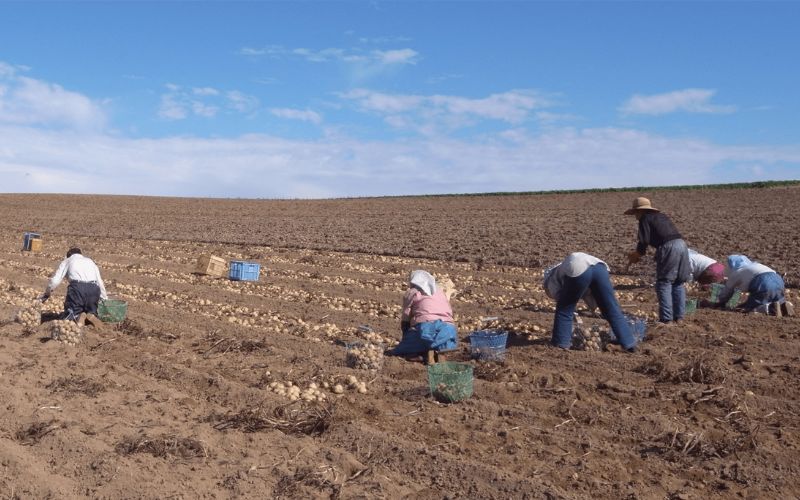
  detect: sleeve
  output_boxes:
[47,259,69,292]
[401,289,416,322]
[718,270,744,305]
[95,264,108,301]
[636,218,649,255]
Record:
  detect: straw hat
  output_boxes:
[624,197,659,215]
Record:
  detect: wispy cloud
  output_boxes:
[2,124,798,198]
[158,84,260,120]
[270,108,323,125]
[620,88,736,115]
[0,62,106,130]
[239,44,419,65]
[340,89,552,134]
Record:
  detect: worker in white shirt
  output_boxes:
[688,249,725,289]
[543,252,637,351]
[716,255,793,316]
[42,248,108,325]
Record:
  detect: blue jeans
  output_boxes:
[389,320,458,355]
[552,264,636,350]
[743,272,785,310]
[656,279,686,322]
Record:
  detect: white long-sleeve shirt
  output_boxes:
[688,249,717,281]
[48,254,108,300]
[719,262,774,302]
[544,252,608,302]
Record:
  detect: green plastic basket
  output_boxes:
[685,298,698,314]
[97,299,128,323]
[709,284,742,310]
[427,362,473,403]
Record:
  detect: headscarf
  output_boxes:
[727,255,753,271]
[409,270,436,296]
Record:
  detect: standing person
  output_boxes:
[42,248,108,325]
[688,249,725,289]
[544,252,637,352]
[387,270,457,361]
[717,255,794,316]
[625,197,691,324]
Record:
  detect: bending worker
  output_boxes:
[544,252,637,352]
[625,197,691,324]
[387,270,457,359]
[42,248,108,323]
[688,249,725,289]
[717,255,793,316]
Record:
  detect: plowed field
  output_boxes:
[0,186,798,499]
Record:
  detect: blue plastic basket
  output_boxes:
[469,329,508,361]
[22,232,41,251]
[229,260,261,281]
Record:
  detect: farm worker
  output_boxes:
[387,270,458,358]
[42,248,108,324]
[625,197,691,324]
[543,252,637,352]
[688,249,725,288]
[717,255,793,316]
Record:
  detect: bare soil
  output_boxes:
[0,186,798,499]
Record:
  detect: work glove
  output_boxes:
[627,251,641,265]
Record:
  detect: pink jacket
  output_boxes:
[402,288,454,325]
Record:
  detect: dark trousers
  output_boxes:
[63,281,101,319]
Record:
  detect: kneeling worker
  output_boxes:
[716,255,793,316]
[42,248,108,325]
[688,249,725,289]
[387,270,457,361]
[544,252,637,352]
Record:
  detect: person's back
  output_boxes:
[405,288,453,325]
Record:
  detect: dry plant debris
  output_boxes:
[115,434,209,460]
[211,401,333,436]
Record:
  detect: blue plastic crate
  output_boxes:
[22,232,41,251]
[624,314,647,343]
[469,329,508,361]
[228,260,261,281]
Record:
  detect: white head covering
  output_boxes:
[409,270,436,296]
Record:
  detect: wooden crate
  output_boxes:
[195,254,227,277]
[29,238,43,252]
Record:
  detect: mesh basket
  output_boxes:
[97,299,128,323]
[469,330,508,361]
[427,362,473,403]
[624,314,647,343]
[685,298,698,314]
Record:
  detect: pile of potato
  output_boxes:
[14,300,41,329]
[346,342,384,370]
[50,320,84,346]
[267,380,327,402]
[572,324,604,351]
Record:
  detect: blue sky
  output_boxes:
[1,1,798,198]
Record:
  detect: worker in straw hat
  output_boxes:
[41,247,107,327]
[543,252,638,352]
[386,270,458,360]
[625,197,691,324]
[716,255,794,316]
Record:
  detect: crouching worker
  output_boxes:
[688,249,725,289]
[42,248,108,326]
[717,255,793,316]
[386,270,457,362]
[544,252,637,352]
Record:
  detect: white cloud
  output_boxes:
[193,87,219,96]
[270,108,322,125]
[620,88,736,115]
[340,89,552,133]
[2,124,798,198]
[239,44,417,67]
[0,65,107,130]
[226,90,259,113]
[158,85,259,120]
[373,49,418,65]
